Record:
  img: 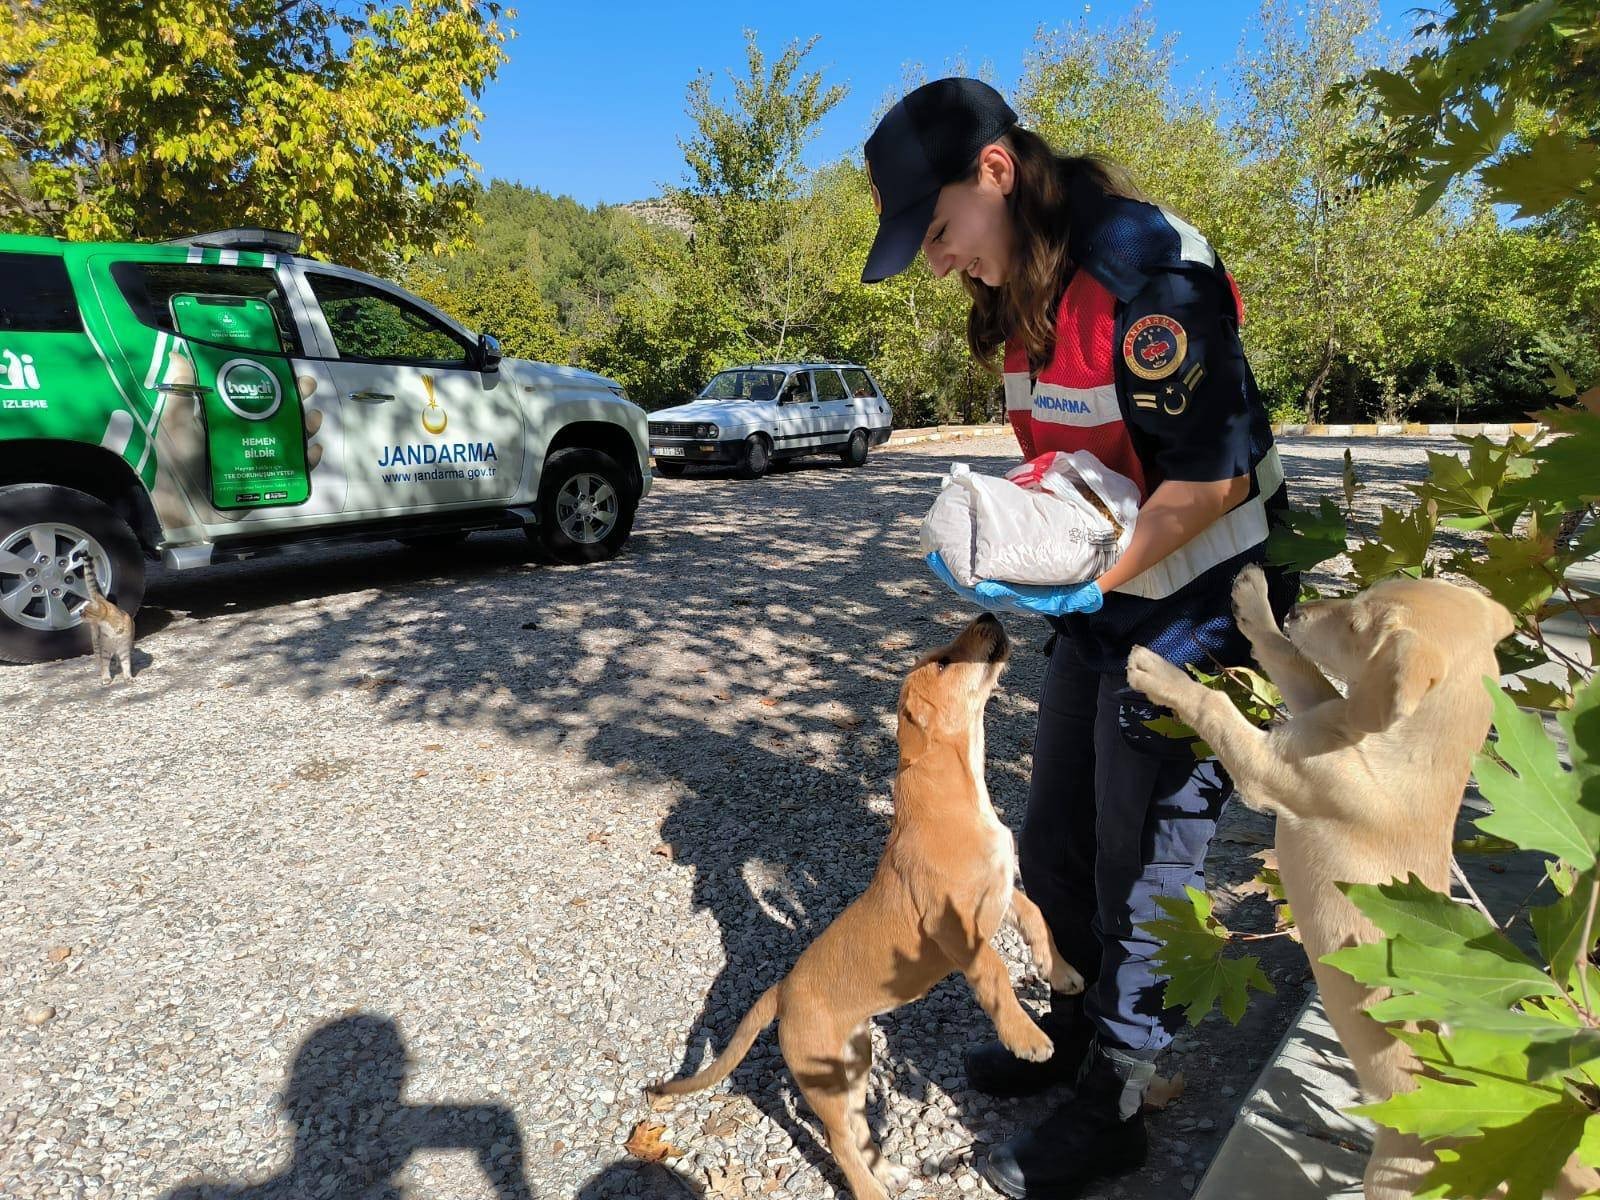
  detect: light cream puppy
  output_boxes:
[1125,565,1530,1200]
[650,613,1082,1200]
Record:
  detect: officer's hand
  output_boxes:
[972,577,1105,617]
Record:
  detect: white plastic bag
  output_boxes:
[919,451,1139,587]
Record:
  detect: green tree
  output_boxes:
[669,30,847,360]
[0,0,510,267]
[405,260,569,365]
[1336,0,1599,220]
[1229,0,1485,422]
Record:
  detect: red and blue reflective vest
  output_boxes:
[1001,174,1293,669]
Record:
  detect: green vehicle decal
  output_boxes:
[168,293,310,508]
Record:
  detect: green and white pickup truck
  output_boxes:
[0,228,651,664]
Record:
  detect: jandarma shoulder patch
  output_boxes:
[1123,314,1187,380]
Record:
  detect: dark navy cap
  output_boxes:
[861,77,1018,283]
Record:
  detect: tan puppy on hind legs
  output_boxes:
[649,613,1082,1200]
[1127,565,1597,1200]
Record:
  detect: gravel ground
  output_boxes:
[1,433,1454,1200]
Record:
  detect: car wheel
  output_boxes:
[840,428,870,467]
[737,435,771,480]
[531,447,637,564]
[0,483,146,664]
[656,460,687,478]
[398,531,470,552]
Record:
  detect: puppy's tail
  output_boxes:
[647,984,780,1097]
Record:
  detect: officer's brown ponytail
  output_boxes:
[964,128,1146,375]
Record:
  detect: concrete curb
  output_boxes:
[1190,995,1369,1200]
[883,422,1539,448]
[884,423,1009,447]
[1271,422,1539,438]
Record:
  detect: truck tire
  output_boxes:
[531,447,636,564]
[0,483,146,664]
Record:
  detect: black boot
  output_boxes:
[981,1040,1153,1199]
[964,991,1094,1097]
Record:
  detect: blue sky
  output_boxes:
[473,1,1420,207]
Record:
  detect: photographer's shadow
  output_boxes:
[164,1013,534,1200]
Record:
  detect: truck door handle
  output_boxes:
[350,391,395,402]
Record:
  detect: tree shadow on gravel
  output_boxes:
[89,436,1449,1196]
[162,1013,536,1200]
[114,447,1043,1190]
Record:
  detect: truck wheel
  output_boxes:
[737,435,771,480]
[0,483,146,664]
[840,428,870,467]
[531,447,636,564]
[656,460,687,479]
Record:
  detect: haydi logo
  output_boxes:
[0,349,40,390]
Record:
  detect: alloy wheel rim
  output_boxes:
[556,473,619,544]
[0,523,110,631]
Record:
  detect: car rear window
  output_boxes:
[111,261,303,354]
[842,368,877,397]
[0,252,82,333]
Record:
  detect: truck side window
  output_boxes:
[0,252,82,332]
[306,275,470,366]
[110,262,302,354]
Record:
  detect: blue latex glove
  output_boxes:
[925,552,1104,616]
[925,551,989,608]
[974,577,1104,617]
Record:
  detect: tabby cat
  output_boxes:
[76,555,135,682]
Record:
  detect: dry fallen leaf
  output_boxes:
[46,946,72,963]
[702,1114,739,1138]
[829,715,862,730]
[1143,1071,1185,1110]
[651,843,674,861]
[704,1165,742,1197]
[647,1092,676,1113]
[411,770,429,780]
[423,743,443,752]
[759,697,778,708]
[587,831,609,845]
[624,1120,683,1163]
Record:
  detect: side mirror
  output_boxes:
[477,332,503,371]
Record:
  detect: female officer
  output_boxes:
[861,78,1294,1198]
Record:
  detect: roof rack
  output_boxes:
[164,228,303,255]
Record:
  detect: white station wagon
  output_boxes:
[647,362,894,479]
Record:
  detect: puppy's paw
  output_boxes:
[1231,565,1279,646]
[1002,1022,1054,1064]
[874,1162,913,1193]
[1049,959,1086,996]
[1126,645,1189,709]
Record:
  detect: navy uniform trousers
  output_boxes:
[1019,631,1232,1054]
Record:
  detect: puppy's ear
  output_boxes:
[1344,627,1446,733]
[1482,594,1516,643]
[900,692,935,731]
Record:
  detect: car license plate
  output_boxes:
[654,446,685,457]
